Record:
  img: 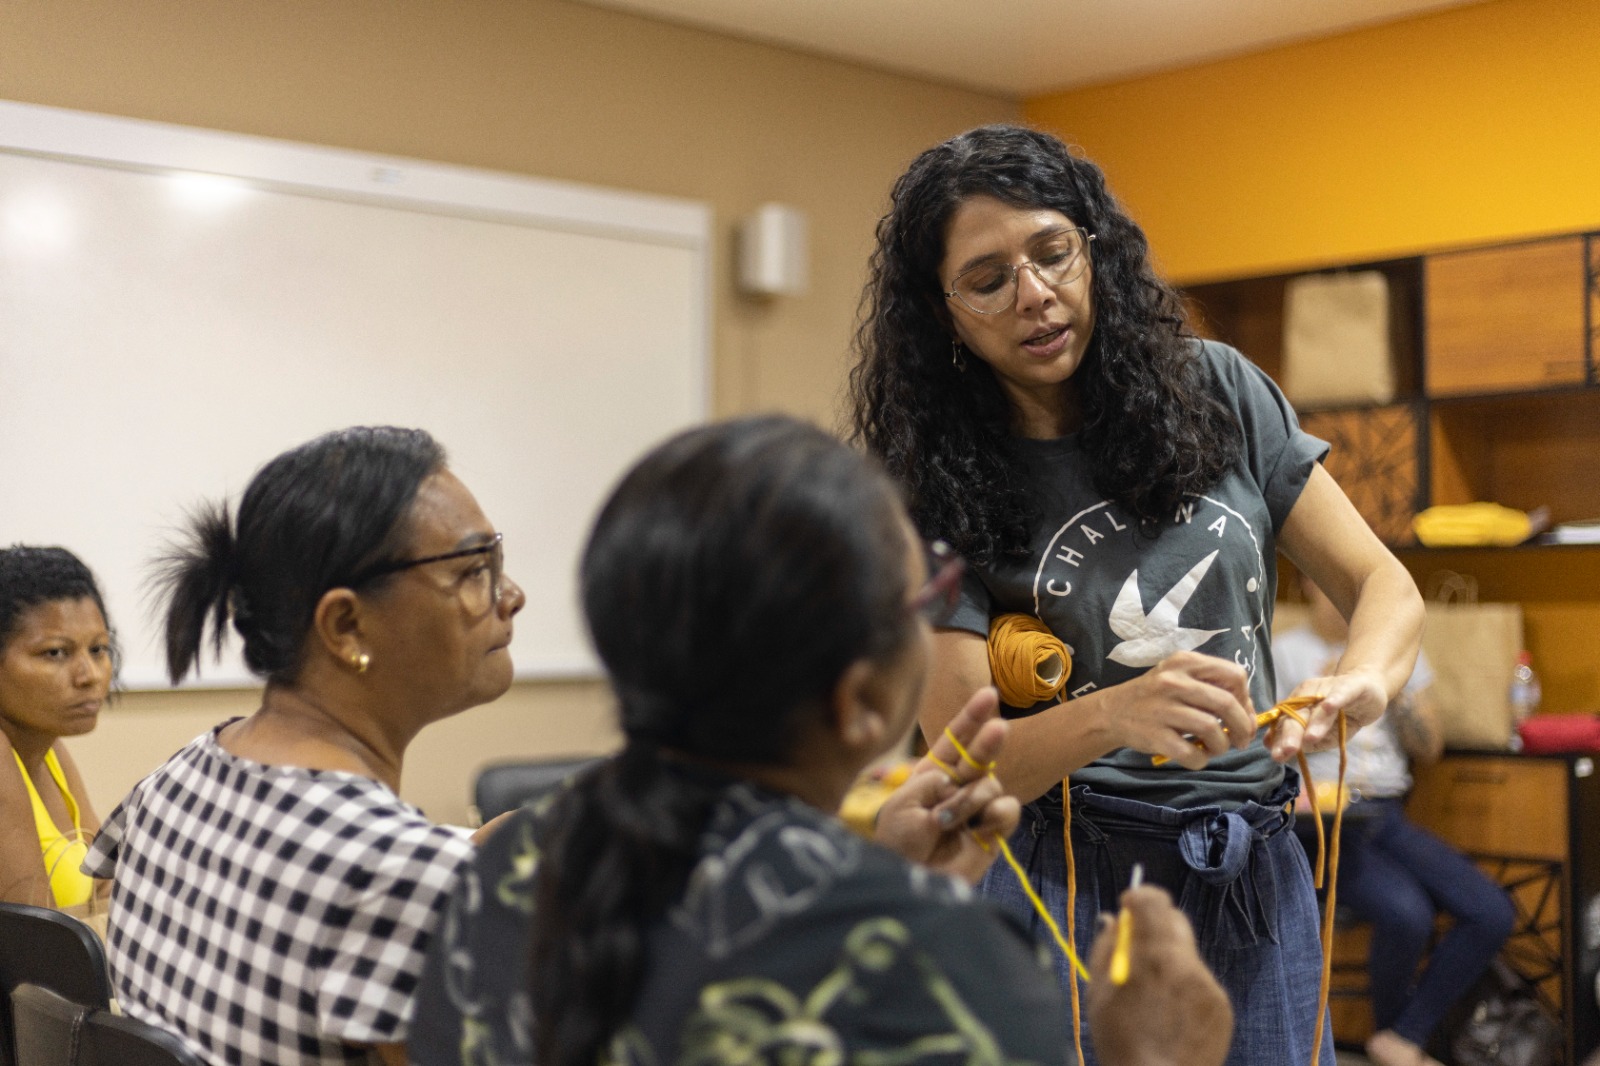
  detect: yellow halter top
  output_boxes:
[12,748,95,908]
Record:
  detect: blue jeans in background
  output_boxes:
[1330,797,1515,1047]
[978,775,1334,1066]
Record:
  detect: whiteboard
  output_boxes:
[0,101,711,688]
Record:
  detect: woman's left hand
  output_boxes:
[873,687,1019,883]
[1265,667,1388,762]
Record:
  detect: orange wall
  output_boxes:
[1029,0,1600,712]
[1025,0,1600,283]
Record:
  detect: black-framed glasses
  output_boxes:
[943,228,1095,315]
[353,532,504,614]
[909,540,965,626]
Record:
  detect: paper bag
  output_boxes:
[1282,271,1395,406]
[1421,595,1524,751]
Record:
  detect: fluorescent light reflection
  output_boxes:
[166,171,252,212]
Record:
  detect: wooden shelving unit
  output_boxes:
[1183,231,1600,713]
[1185,232,1600,1063]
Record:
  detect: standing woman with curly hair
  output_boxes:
[850,124,1424,1065]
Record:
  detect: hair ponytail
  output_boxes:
[530,739,723,1066]
[528,416,919,1065]
[156,501,238,685]
[150,426,446,686]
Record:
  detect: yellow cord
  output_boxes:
[993,832,1091,983]
[1155,696,1345,1066]
[987,613,1072,707]
[942,729,995,774]
[985,607,1348,1065]
[1064,784,1085,1066]
[1150,694,1321,766]
[937,727,1090,984]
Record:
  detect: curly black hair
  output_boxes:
[0,545,118,670]
[848,124,1242,565]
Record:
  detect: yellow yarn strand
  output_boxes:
[1149,694,1321,767]
[987,614,1071,707]
[937,728,1090,984]
[942,729,995,774]
[985,616,1088,1056]
[994,828,1091,983]
[985,612,1348,1065]
[1145,692,1348,1065]
[1063,782,1086,1066]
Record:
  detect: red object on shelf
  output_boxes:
[1516,714,1600,754]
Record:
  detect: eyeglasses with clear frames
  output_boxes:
[353,532,504,615]
[944,227,1095,315]
[909,540,965,626]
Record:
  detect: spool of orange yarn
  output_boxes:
[987,613,1071,707]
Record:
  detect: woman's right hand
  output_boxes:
[1101,652,1255,770]
[1087,885,1234,1066]
[920,633,1258,805]
[874,687,1018,884]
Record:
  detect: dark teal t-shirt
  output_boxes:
[946,341,1329,809]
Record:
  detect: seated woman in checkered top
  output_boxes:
[83,426,527,1066]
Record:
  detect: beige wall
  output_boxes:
[0,0,1017,825]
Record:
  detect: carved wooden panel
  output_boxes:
[1300,404,1420,546]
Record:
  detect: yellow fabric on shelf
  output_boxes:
[12,748,95,908]
[1412,502,1534,547]
[987,614,1071,706]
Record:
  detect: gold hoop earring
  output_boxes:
[354,652,371,675]
[951,339,968,372]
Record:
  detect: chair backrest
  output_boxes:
[472,756,598,823]
[9,984,87,1066]
[81,1011,204,1066]
[9,984,202,1066]
[0,904,112,1066]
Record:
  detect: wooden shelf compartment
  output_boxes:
[1425,235,1592,396]
[1428,389,1600,525]
[1185,256,1423,404]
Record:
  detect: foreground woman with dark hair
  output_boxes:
[0,545,115,908]
[850,125,1424,1065]
[85,426,525,1066]
[409,415,1235,1066]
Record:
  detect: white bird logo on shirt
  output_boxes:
[1106,551,1227,667]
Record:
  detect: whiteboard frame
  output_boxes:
[0,99,714,687]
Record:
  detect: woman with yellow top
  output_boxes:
[0,545,115,908]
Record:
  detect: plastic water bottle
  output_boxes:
[1508,651,1542,750]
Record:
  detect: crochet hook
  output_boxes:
[1109,863,1143,985]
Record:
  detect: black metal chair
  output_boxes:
[8,984,84,1066]
[472,756,599,824]
[0,904,112,1066]
[80,1008,203,1066]
[11,984,202,1066]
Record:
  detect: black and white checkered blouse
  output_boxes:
[83,721,475,1066]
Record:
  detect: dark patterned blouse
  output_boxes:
[409,772,1069,1066]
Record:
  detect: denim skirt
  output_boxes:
[977,773,1334,1066]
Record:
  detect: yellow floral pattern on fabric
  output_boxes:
[673,919,1039,1066]
[410,780,1067,1066]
